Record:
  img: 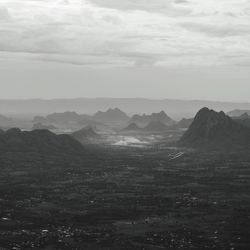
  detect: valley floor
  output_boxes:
[0,147,250,249]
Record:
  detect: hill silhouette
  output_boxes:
[233,113,250,128]
[47,111,84,123]
[32,123,57,130]
[227,109,250,117]
[33,116,51,124]
[0,128,84,154]
[176,118,193,129]
[3,98,250,120]
[33,112,92,125]
[71,126,101,144]
[238,113,250,119]
[130,111,175,126]
[143,121,168,132]
[121,123,141,131]
[93,108,130,124]
[179,107,250,149]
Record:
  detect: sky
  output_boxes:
[0,0,250,101]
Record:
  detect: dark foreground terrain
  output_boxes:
[0,146,250,250]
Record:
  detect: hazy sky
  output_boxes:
[0,0,250,101]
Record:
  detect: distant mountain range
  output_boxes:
[33,111,89,124]
[122,123,141,132]
[0,114,29,130]
[144,121,168,131]
[93,108,130,124]
[130,111,175,126]
[2,98,250,120]
[179,107,250,149]
[122,116,194,132]
[0,128,84,154]
[32,123,57,130]
[33,108,130,128]
[32,109,176,130]
[227,109,250,117]
[176,118,193,129]
[232,113,250,128]
[122,120,168,132]
[46,111,89,123]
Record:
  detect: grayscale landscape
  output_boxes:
[0,0,250,249]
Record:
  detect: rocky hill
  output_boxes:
[227,109,250,117]
[176,118,193,129]
[233,113,250,128]
[121,123,141,132]
[0,128,84,154]
[93,108,130,124]
[179,107,250,149]
[130,111,175,126]
[71,126,101,144]
[143,121,168,132]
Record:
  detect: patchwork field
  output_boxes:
[0,146,250,249]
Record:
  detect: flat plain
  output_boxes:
[0,145,249,249]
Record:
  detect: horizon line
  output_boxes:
[0,97,249,104]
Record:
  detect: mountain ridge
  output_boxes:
[179,107,250,149]
[93,108,130,124]
[130,111,175,126]
[2,98,250,120]
[144,120,168,131]
[71,126,101,144]
[0,128,84,154]
[121,122,141,131]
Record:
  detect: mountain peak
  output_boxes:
[130,111,175,126]
[159,110,166,115]
[179,107,250,149]
[71,126,100,144]
[239,112,250,119]
[122,122,141,131]
[93,108,129,123]
[192,107,231,130]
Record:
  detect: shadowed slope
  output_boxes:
[71,126,101,144]
[121,122,141,131]
[179,107,250,149]
[0,128,84,154]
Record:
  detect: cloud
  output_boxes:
[180,22,250,37]
[175,0,189,4]
[0,7,11,21]
[88,0,191,16]
[0,0,250,67]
